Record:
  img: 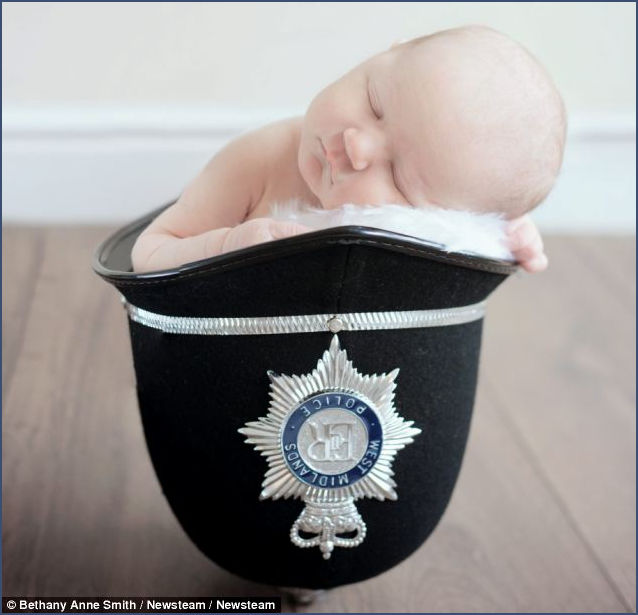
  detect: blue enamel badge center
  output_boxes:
[282,392,383,489]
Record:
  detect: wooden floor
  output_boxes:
[2,227,635,613]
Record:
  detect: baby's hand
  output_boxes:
[132,217,311,272]
[222,217,311,254]
[506,215,548,273]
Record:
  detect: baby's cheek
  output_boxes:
[334,175,406,207]
[298,150,322,193]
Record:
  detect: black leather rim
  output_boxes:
[92,201,519,285]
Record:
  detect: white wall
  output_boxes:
[2,2,635,111]
[2,2,635,230]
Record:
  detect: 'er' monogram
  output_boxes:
[306,418,357,462]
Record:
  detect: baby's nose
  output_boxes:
[343,128,380,171]
[324,133,352,177]
[324,129,383,181]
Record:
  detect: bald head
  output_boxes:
[395,26,566,216]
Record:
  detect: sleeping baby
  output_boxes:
[132,25,566,273]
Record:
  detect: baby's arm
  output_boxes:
[131,124,308,272]
[506,215,548,273]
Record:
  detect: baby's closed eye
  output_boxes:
[366,80,382,119]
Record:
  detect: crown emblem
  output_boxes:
[238,335,420,559]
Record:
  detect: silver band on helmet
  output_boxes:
[122,298,486,335]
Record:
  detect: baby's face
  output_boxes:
[298,45,424,210]
[298,29,565,216]
[299,41,493,211]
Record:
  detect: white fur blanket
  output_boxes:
[270,200,513,261]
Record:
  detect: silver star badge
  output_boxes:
[238,335,421,559]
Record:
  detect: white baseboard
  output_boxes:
[2,106,635,233]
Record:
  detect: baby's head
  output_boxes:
[298,25,566,219]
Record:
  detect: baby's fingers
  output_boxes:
[506,216,548,273]
[506,215,541,250]
[518,253,548,273]
[269,220,311,240]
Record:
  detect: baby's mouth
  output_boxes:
[317,138,334,185]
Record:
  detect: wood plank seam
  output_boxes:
[484,378,633,612]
